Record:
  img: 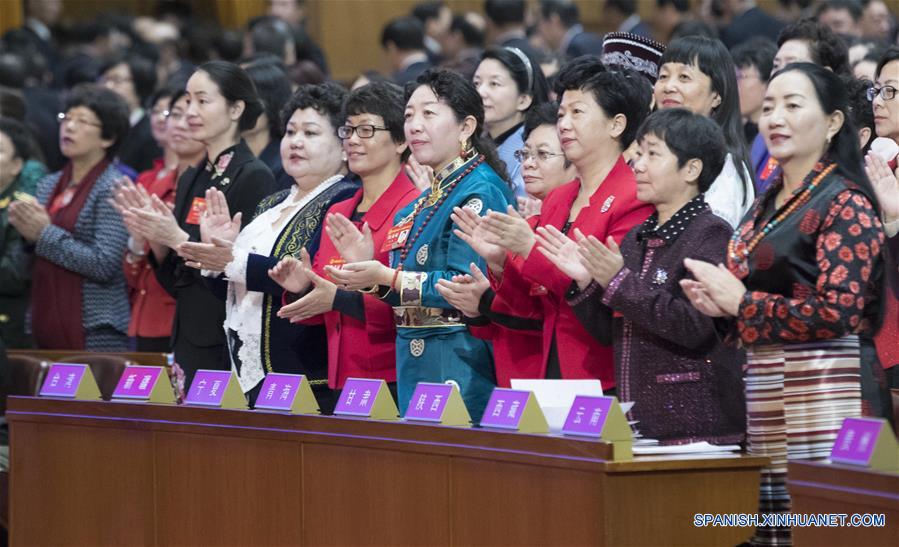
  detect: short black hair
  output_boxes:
[555,57,652,149]
[63,83,131,159]
[248,15,294,62]
[484,0,526,26]
[146,84,180,112]
[195,61,265,132]
[381,16,425,51]
[731,37,778,82]
[343,80,407,146]
[450,14,485,48]
[844,75,875,151]
[777,18,850,74]
[670,20,719,41]
[244,58,293,140]
[636,108,727,193]
[0,117,33,161]
[0,87,25,121]
[98,53,158,105]
[816,0,863,22]
[876,46,899,80]
[605,0,637,16]
[411,1,447,23]
[280,82,347,135]
[0,53,26,89]
[656,0,690,12]
[539,0,580,28]
[522,100,559,141]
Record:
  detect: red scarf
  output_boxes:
[31,159,110,349]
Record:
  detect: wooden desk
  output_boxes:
[790,460,899,547]
[8,397,766,546]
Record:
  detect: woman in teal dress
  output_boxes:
[328,69,514,421]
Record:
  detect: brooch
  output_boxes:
[601,195,615,213]
[652,268,668,285]
[208,151,234,180]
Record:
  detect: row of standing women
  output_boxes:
[2,33,896,546]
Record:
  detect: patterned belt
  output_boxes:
[393,306,464,328]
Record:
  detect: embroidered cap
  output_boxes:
[601,32,666,83]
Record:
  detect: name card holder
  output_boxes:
[831,417,899,472]
[184,370,247,410]
[562,395,633,460]
[334,378,399,421]
[254,373,319,414]
[479,388,548,434]
[112,366,175,404]
[39,363,101,401]
[404,382,471,427]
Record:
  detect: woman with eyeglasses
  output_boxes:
[268,82,419,401]
[452,59,653,395]
[112,87,206,352]
[177,83,358,410]
[326,69,514,421]
[473,46,549,198]
[682,63,884,545]
[864,46,899,409]
[97,53,161,175]
[7,84,132,350]
[436,101,574,387]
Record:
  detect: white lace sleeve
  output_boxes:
[224,247,250,284]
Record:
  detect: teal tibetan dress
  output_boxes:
[384,152,513,421]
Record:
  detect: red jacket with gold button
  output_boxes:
[310,171,419,388]
[491,156,652,390]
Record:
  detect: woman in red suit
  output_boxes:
[270,81,418,395]
[454,58,654,393]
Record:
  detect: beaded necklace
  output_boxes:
[424,148,478,207]
[396,154,484,272]
[728,162,836,261]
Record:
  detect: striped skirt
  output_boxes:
[746,335,862,547]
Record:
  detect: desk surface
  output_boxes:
[8,396,768,546]
[789,460,899,547]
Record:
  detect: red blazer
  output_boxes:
[469,320,543,388]
[312,171,419,388]
[124,161,177,338]
[492,156,652,390]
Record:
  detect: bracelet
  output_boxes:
[390,268,401,291]
[358,285,379,294]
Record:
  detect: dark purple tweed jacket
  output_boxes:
[568,199,746,444]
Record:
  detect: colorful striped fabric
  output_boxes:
[745,335,862,546]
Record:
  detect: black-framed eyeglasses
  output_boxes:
[57,112,103,128]
[513,149,564,163]
[337,124,390,139]
[867,85,897,101]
